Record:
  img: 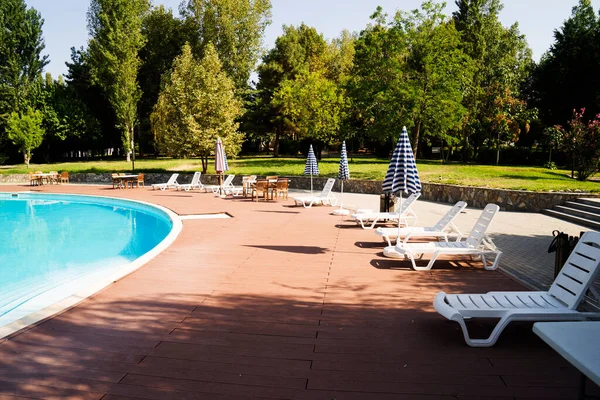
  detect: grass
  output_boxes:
[2,156,599,192]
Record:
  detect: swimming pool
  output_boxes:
[0,192,181,333]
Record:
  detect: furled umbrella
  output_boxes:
[215,137,229,195]
[304,144,319,194]
[382,126,421,230]
[332,141,350,216]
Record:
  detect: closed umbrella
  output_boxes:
[304,144,319,194]
[332,141,350,216]
[215,137,228,195]
[382,126,421,230]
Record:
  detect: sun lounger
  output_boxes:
[375,201,467,246]
[383,203,501,270]
[176,172,204,191]
[203,174,235,194]
[152,173,179,191]
[350,192,420,229]
[434,230,600,347]
[292,178,337,208]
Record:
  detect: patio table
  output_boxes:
[533,321,600,399]
[114,174,140,189]
[32,173,58,185]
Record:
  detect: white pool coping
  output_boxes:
[0,192,183,340]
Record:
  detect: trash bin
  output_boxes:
[548,230,584,277]
[380,193,397,212]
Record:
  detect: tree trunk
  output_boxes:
[24,150,29,168]
[413,120,421,156]
[273,129,280,158]
[130,126,135,171]
[201,156,208,173]
[496,132,500,165]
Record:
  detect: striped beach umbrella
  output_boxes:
[333,141,350,215]
[304,144,319,194]
[383,127,421,231]
[215,137,228,195]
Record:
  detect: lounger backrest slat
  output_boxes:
[320,178,336,198]
[222,175,235,187]
[432,201,467,232]
[465,204,499,248]
[190,172,201,185]
[549,231,600,309]
[168,174,179,184]
[398,192,421,215]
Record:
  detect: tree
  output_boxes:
[394,1,472,155]
[181,0,272,89]
[453,0,534,160]
[554,108,600,180]
[0,0,49,118]
[6,107,45,167]
[87,0,150,167]
[138,5,197,155]
[152,43,243,173]
[531,0,600,129]
[273,71,347,146]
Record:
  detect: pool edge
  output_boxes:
[0,192,183,341]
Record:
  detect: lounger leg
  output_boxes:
[484,251,503,271]
[412,251,439,271]
[454,316,512,347]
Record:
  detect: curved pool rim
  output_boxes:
[0,191,183,339]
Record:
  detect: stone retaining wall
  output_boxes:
[2,172,598,212]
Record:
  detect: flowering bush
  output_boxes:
[553,109,600,181]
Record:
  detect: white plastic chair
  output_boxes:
[383,203,501,270]
[350,192,420,229]
[434,230,600,347]
[151,173,179,191]
[176,172,204,191]
[375,201,467,246]
[292,178,337,208]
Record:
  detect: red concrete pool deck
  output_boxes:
[0,184,597,399]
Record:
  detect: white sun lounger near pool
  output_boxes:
[350,192,420,229]
[152,173,179,191]
[292,178,337,208]
[383,203,501,270]
[375,201,467,246]
[434,230,600,347]
[176,172,204,191]
[203,175,235,194]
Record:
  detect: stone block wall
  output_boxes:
[2,172,598,212]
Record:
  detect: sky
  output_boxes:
[25,0,600,79]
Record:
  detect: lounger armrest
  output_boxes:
[433,292,462,321]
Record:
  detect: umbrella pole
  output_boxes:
[396,194,403,245]
[310,174,313,195]
[339,180,344,210]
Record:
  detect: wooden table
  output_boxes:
[114,175,140,189]
[32,173,58,185]
[533,321,600,399]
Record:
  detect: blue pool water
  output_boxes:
[0,193,173,327]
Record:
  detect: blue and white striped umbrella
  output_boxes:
[383,126,421,195]
[333,141,350,215]
[338,141,350,181]
[304,144,319,194]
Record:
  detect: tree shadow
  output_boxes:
[243,245,328,254]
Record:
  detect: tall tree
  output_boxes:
[87,0,150,167]
[181,0,272,89]
[453,0,533,160]
[0,0,49,117]
[6,107,45,167]
[152,43,243,173]
[394,1,472,155]
[531,0,599,129]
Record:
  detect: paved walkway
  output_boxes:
[0,183,598,399]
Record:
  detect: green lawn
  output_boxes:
[2,157,598,192]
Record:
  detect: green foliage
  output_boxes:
[152,43,244,173]
[182,0,272,89]
[544,161,557,170]
[554,108,600,180]
[87,0,150,163]
[6,107,45,167]
[0,0,48,117]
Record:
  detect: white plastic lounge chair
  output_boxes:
[151,173,179,191]
[176,172,204,191]
[350,192,420,229]
[434,230,600,347]
[204,175,235,194]
[375,201,467,246]
[292,178,337,208]
[383,203,501,270]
